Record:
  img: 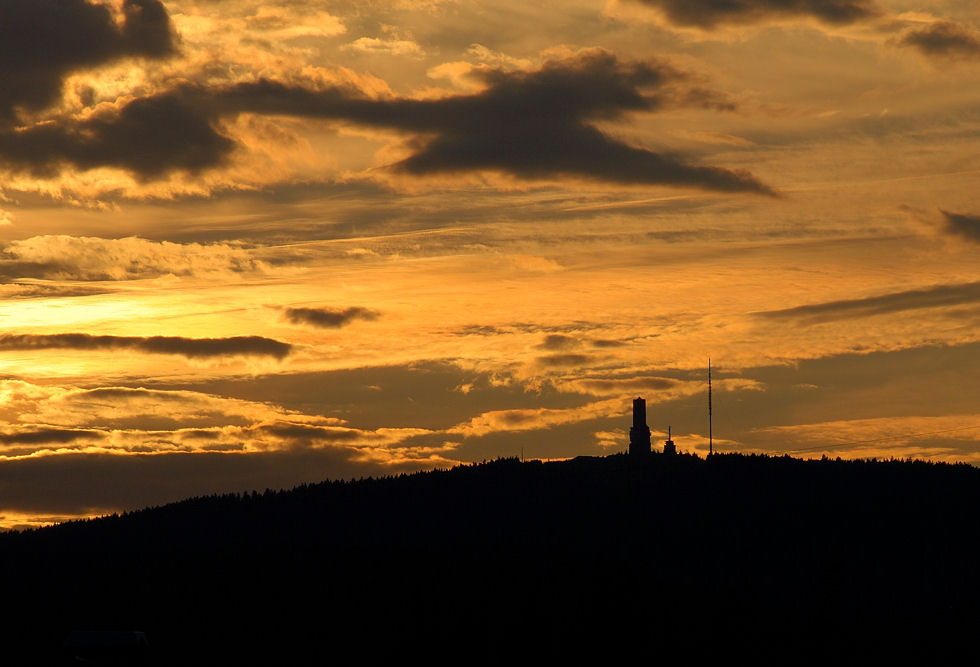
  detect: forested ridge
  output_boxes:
[4,452,979,664]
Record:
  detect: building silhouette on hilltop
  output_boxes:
[629,397,651,456]
[663,426,676,455]
[630,397,677,455]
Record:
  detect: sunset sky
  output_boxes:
[1,0,979,528]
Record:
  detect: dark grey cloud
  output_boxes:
[283,306,379,328]
[0,333,291,359]
[591,339,628,348]
[940,210,980,242]
[351,54,767,192]
[0,51,772,194]
[757,281,980,323]
[0,0,174,123]
[536,334,581,351]
[0,90,233,178]
[898,21,980,59]
[632,0,880,28]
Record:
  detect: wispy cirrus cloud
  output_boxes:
[0,420,434,460]
[344,36,425,57]
[556,375,763,398]
[448,398,624,439]
[0,380,438,461]
[0,235,268,281]
[0,381,335,432]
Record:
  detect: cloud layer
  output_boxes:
[0,50,772,193]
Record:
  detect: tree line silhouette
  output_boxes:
[3,452,978,664]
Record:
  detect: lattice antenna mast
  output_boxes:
[708,357,713,456]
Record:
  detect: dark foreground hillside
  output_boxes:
[3,452,979,665]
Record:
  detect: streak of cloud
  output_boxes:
[254,422,366,443]
[757,281,980,323]
[0,333,292,359]
[0,284,109,300]
[629,0,881,28]
[556,375,762,398]
[535,353,593,367]
[566,376,681,395]
[591,339,628,348]
[0,428,105,447]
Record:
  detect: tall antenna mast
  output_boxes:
[708,357,713,456]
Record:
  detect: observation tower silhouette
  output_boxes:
[629,397,652,456]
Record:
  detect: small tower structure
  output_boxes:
[663,426,676,455]
[708,358,713,456]
[628,397,651,456]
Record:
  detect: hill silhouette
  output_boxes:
[3,452,979,664]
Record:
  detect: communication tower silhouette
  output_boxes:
[708,358,713,456]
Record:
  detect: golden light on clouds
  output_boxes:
[0,0,978,526]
